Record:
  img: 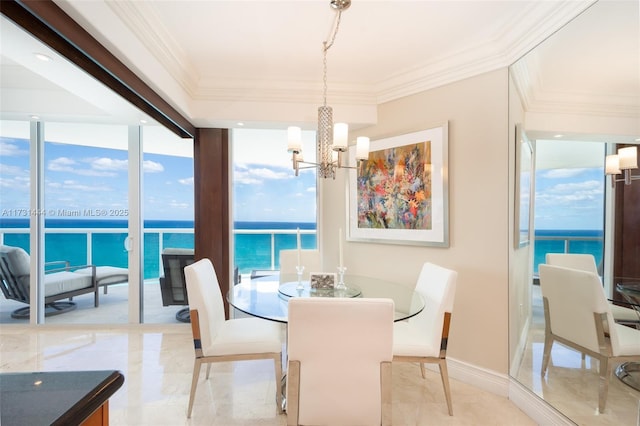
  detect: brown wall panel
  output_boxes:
[194,129,231,318]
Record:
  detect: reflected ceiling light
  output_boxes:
[605,145,639,187]
[554,134,564,138]
[286,0,369,179]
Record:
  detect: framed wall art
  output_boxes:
[514,124,534,248]
[347,123,449,247]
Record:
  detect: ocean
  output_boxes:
[533,229,603,274]
[0,219,317,279]
[1,219,600,278]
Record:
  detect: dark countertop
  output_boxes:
[0,370,124,426]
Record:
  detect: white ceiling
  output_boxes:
[1,0,637,134]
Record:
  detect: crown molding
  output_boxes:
[105,0,199,97]
[375,0,596,104]
[510,46,639,119]
[104,0,597,111]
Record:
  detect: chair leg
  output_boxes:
[598,357,610,413]
[274,353,283,413]
[287,361,301,426]
[438,359,453,416]
[187,358,203,418]
[541,335,553,376]
[419,362,426,379]
[381,361,392,426]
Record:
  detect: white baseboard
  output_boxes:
[509,380,575,425]
[423,357,574,425]
[446,356,510,397]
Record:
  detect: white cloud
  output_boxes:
[541,168,590,179]
[48,157,77,172]
[0,141,28,156]
[234,165,291,185]
[90,157,128,171]
[143,160,164,173]
[48,156,129,177]
[47,179,112,192]
[0,175,30,189]
[536,180,603,206]
[249,167,290,180]
[549,180,601,193]
[169,200,190,209]
[179,177,194,185]
[0,163,27,177]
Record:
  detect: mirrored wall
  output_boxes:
[509,0,640,423]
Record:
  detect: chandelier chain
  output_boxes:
[323,10,343,107]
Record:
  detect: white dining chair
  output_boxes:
[279,249,321,280]
[539,264,640,413]
[546,253,639,326]
[392,262,457,416]
[286,297,394,426]
[184,258,283,418]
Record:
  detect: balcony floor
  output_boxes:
[0,279,183,325]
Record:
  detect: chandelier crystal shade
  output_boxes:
[286,0,369,179]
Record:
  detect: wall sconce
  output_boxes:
[606,146,639,187]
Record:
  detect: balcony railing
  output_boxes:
[0,227,317,279]
[533,233,603,275]
[1,227,600,278]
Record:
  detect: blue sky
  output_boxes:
[534,167,604,230]
[0,137,195,221]
[1,132,605,229]
[0,129,318,223]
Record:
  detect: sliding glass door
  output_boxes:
[142,126,194,324]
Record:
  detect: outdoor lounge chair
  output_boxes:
[0,245,101,318]
[159,248,195,322]
[159,248,240,322]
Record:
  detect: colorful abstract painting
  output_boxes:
[357,141,432,230]
[348,125,449,247]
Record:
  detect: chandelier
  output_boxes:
[286,0,369,179]
[605,145,639,187]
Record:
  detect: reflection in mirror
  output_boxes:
[509,0,639,424]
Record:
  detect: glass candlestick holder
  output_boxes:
[336,266,347,290]
[295,265,305,291]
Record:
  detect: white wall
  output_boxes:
[320,69,510,374]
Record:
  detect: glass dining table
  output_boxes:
[227,273,425,323]
[228,272,424,413]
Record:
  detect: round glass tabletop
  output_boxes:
[228,273,424,323]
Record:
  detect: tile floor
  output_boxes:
[0,324,536,426]
[2,282,639,424]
